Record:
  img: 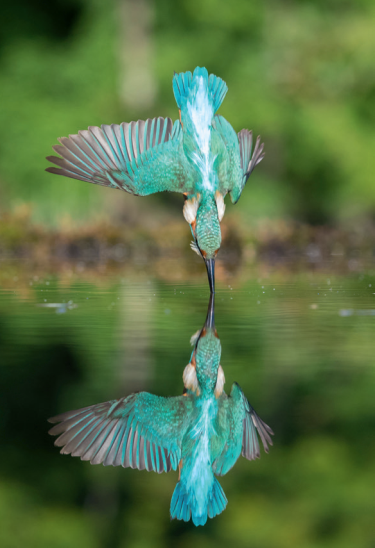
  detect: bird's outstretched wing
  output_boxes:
[239,384,273,461]
[213,383,273,476]
[213,115,264,204]
[46,117,194,196]
[48,392,193,473]
[235,129,265,202]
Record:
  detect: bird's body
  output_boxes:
[46,67,264,291]
[173,306,227,524]
[47,67,271,524]
[48,296,273,526]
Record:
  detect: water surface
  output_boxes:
[0,262,374,547]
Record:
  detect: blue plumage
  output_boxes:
[173,67,227,113]
[48,295,273,526]
[46,66,264,292]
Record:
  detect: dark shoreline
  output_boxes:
[1,213,374,282]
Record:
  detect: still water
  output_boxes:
[0,262,374,548]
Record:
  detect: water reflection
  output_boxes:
[36,300,78,314]
[48,293,273,526]
[1,270,375,546]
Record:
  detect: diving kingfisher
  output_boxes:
[48,295,273,526]
[46,67,264,292]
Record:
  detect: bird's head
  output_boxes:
[183,293,225,397]
[196,209,220,293]
[183,193,225,293]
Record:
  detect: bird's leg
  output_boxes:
[178,459,183,481]
[179,109,183,128]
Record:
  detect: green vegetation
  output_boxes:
[1,1,374,546]
[1,0,375,225]
[1,273,375,547]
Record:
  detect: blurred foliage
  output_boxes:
[1,0,375,225]
[1,207,375,281]
[1,272,375,547]
[1,1,375,546]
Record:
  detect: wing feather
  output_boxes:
[46,117,194,196]
[213,115,264,204]
[48,392,193,473]
[213,383,273,476]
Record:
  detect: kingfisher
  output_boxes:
[46,67,264,292]
[48,295,273,526]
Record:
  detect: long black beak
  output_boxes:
[205,292,215,329]
[205,258,215,294]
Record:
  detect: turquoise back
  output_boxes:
[195,196,222,259]
[195,329,221,395]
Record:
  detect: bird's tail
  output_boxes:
[170,477,227,526]
[173,66,228,113]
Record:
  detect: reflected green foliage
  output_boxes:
[1,0,375,224]
[0,272,374,546]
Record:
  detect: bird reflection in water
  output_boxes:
[48,294,273,526]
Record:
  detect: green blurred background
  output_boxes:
[1,1,375,547]
[1,0,375,227]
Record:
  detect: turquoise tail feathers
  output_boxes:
[170,481,192,523]
[170,477,227,526]
[173,66,228,113]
